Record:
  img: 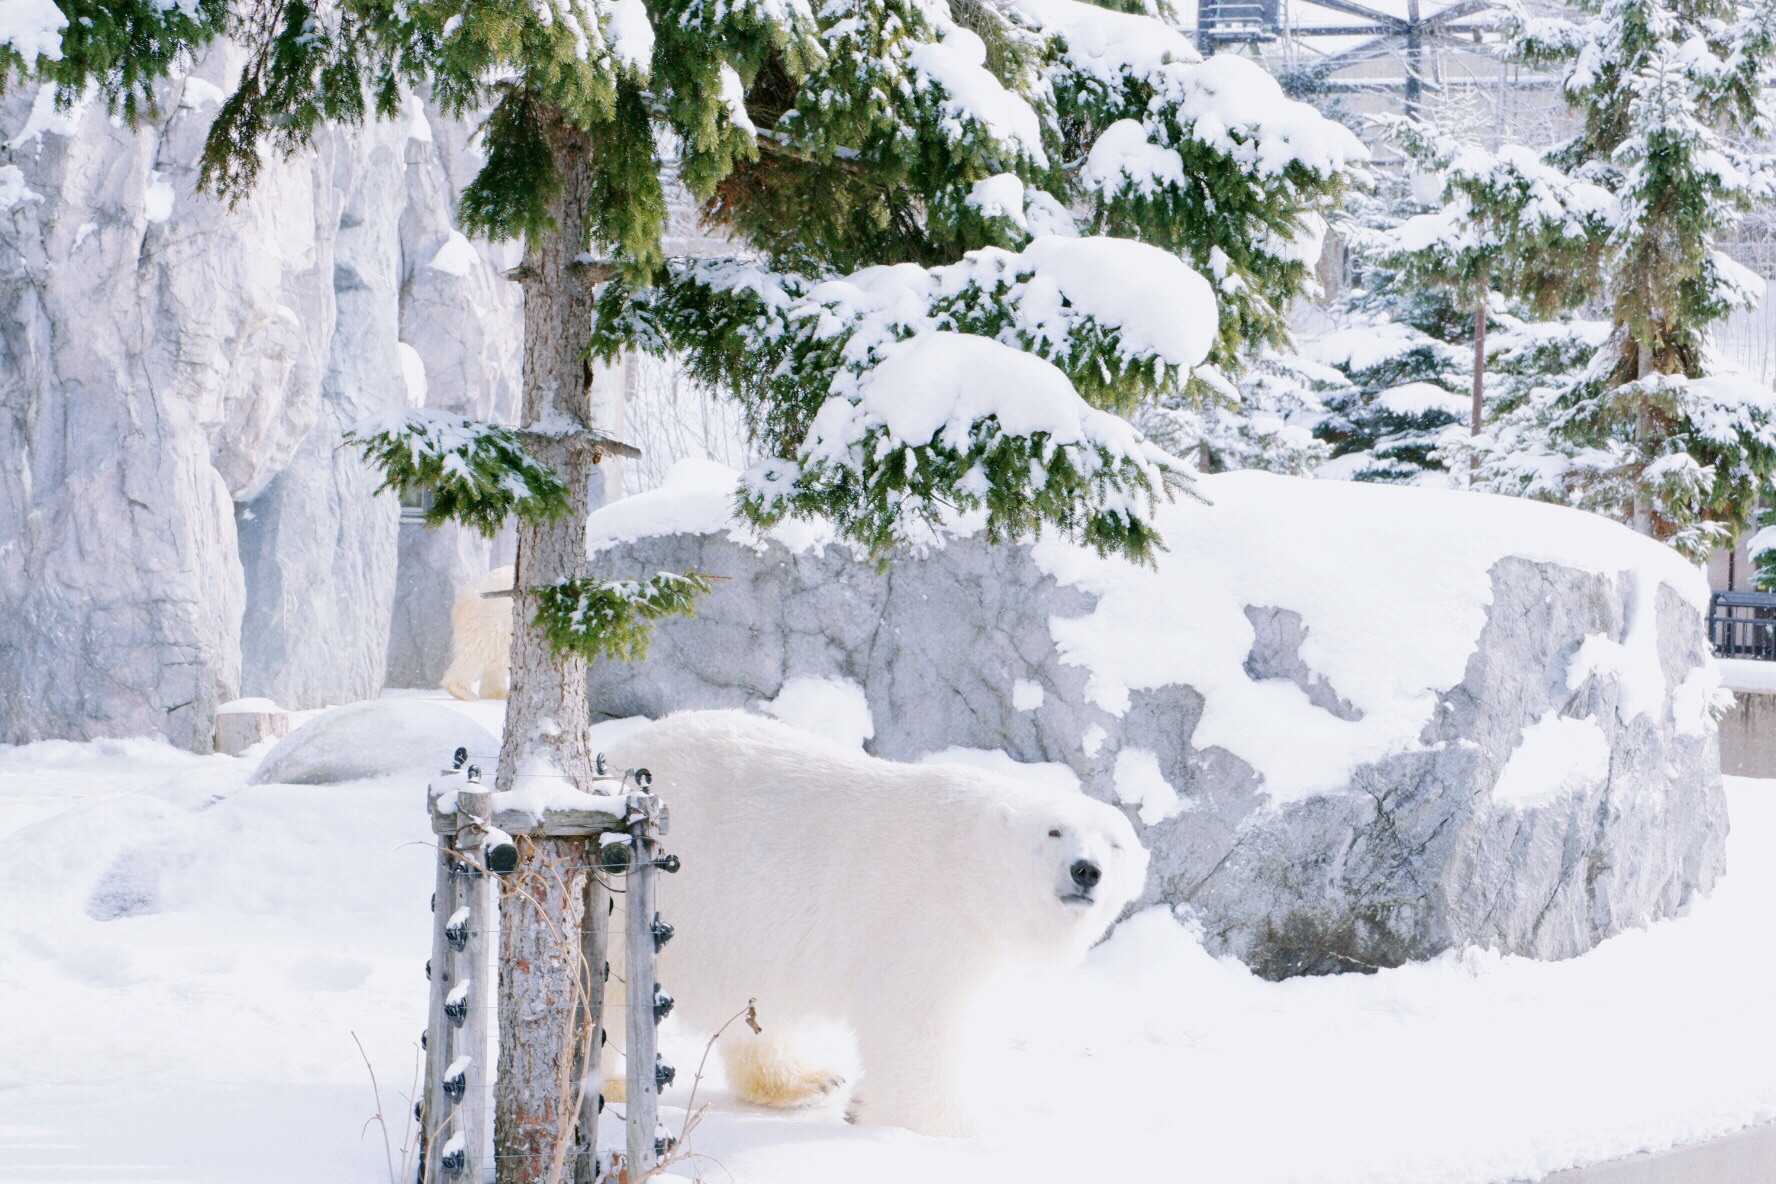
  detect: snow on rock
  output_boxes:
[584,468,1725,977]
[763,675,876,748]
[251,700,497,785]
[1491,712,1611,808]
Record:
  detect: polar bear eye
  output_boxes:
[1047,829,1062,838]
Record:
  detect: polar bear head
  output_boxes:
[973,780,1149,959]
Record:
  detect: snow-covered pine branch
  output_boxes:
[596,234,1214,559]
[531,571,713,661]
[345,409,572,538]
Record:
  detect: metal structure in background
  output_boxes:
[1708,591,1776,661]
[1191,0,1510,120]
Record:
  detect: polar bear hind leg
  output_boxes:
[722,1031,845,1108]
[599,1028,841,1109]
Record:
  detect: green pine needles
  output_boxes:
[344,411,572,538]
[532,572,713,662]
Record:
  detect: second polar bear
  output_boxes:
[442,566,513,701]
[600,709,1148,1137]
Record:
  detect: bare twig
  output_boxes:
[353,1031,399,1184]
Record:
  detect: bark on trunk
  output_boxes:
[1632,340,1655,537]
[494,107,621,1184]
[497,837,598,1184]
[1470,289,1487,487]
[1471,296,1486,439]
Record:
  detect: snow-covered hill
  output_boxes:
[3,695,1775,1183]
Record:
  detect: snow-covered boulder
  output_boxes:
[584,461,1728,977]
[250,700,497,785]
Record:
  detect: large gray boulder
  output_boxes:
[584,463,1728,978]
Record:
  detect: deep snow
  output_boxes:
[4,695,1775,1184]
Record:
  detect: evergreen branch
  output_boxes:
[345,409,572,537]
[532,571,713,662]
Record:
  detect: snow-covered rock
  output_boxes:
[250,700,497,785]
[583,464,1728,977]
[0,56,523,747]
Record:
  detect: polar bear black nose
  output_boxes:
[1070,860,1101,891]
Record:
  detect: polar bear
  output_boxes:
[442,566,514,701]
[599,709,1148,1137]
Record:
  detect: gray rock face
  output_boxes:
[583,471,1728,978]
[0,59,524,745]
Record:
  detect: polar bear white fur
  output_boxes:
[442,566,514,701]
[599,709,1148,1137]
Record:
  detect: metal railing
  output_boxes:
[1708,591,1776,660]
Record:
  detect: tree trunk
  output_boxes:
[1632,339,1655,536]
[495,107,622,1184]
[497,836,598,1184]
[1469,287,1487,488]
[1470,294,1486,440]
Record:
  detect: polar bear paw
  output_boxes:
[724,1038,845,1109]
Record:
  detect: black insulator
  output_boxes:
[444,992,468,1026]
[443,1069,467,1103]
[602,961,610,982]
[414,1099,424,1123]
[595,753,608,776]
[420,1030,428,1050]
[445,917,469,951]
[430,893,436,913]
[607,897,615,915]
[633,768,653,789]
[452,746,469,770]
[597,1093,605,1113]
[658,854,681,874]
[425,959,432,981]
[465,764,482,784]
[651,916,674,951]
[487,839,519,875]
[655,1136,673,1160]
[655,1057,675,1091]
[653,988,674,1023]
[441,1143,465,1175]
[599,841,632,874]
[600,1029,608,1047]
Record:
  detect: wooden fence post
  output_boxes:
[624,789,669,1178]
[572,857,609,1184]
[423,782,496,1184]
[422,833,460,1181]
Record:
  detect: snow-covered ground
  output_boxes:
[5,695,1775,1184]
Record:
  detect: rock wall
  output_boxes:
[0,55,523,747]
[582,466,1729,978]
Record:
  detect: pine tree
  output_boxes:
[1372,119,1614,447]
[1304,180,1473,484]
[9,0,1361,1168]
[1512,0,1776,556]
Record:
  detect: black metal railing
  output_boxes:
[1708,590,1776,660]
